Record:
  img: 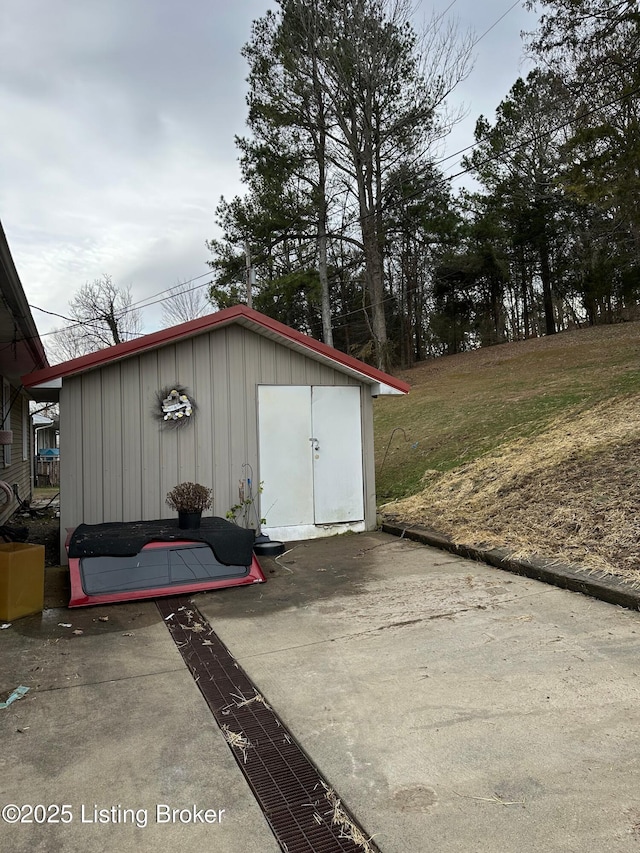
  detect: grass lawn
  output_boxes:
[33,486,60,500]
[374,321,640,581]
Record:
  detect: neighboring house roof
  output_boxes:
[32,414,54,426]
[22,305,410,398]
[0,220,49,384]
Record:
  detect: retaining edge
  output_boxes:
[381,521,640,612]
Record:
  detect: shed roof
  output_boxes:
[22,305,410,398]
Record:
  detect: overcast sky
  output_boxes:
[0,0,536,351]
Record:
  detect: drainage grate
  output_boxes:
[157,597,378,853]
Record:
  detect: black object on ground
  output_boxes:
[253,533,286,558]
[0,524,29,543]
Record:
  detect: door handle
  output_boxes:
[309,437,320,451]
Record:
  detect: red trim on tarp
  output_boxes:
[67,540,266,608]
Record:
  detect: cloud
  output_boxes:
[0,0,535,339]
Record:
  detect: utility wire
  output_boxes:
[27,274,215,341]
[5,0,535,351]
[333,57,640,228]
[9,7,640,351]
[124,270,214,311]
[437,55,640,169]
[317,0,528,224]
[0,273,217,357]
[446,78,640,183]
[18,69,640,354]
[471,0,521,49]
[313,2,639,225]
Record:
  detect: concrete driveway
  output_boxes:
[2,530,640,852]
[196,532,640,852]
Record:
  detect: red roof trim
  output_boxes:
[22,305,410,393]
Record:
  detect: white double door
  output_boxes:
[258,385,364,528]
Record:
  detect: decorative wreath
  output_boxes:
[153,385,197,429]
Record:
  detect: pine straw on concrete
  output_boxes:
[382,395,640,584]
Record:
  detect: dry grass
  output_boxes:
[221,724,252,763]
[375,321,640,502]
[382,391,640,583]
[322,782,377,852]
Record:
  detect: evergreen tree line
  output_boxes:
[207,0,640,368]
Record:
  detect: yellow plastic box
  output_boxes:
[0,543,45,621]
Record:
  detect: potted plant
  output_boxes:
[166,482,213,530]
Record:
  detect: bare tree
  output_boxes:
[46,275,141,363]
[30,400,59,420]
[161,279,212,327]
[46,323,92,363]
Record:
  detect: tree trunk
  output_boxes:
[311,40,333,348]
[539,238,556,335]
[519,247,530,339]
[317,202,333,347]
[361,212,388,369]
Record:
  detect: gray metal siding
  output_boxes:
[120,358,143,521]
[60,325,376,562]
[101,362,123,523]
[157,345,179,515]
[210,329,233,515]
[139,351,161,519]
[81,371,104,523]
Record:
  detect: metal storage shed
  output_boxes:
[23,306,409,564]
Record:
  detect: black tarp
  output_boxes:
[68,517,255,566]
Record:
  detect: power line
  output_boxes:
[209,88,640,329]
[223,0,528,245]
[113,277,215,316]
[421,0,460,39]
[446,77,640,184]
[25,84,640,352]
[11,6,640,356]
[28,272,215,340]
[126,271,214,311]
[289,0,530,230]
[332,58,640,227]
[298,1,637,228]
[470,0,521,49]
[15,1,528,352]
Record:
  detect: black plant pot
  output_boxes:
[178,511,202,530]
